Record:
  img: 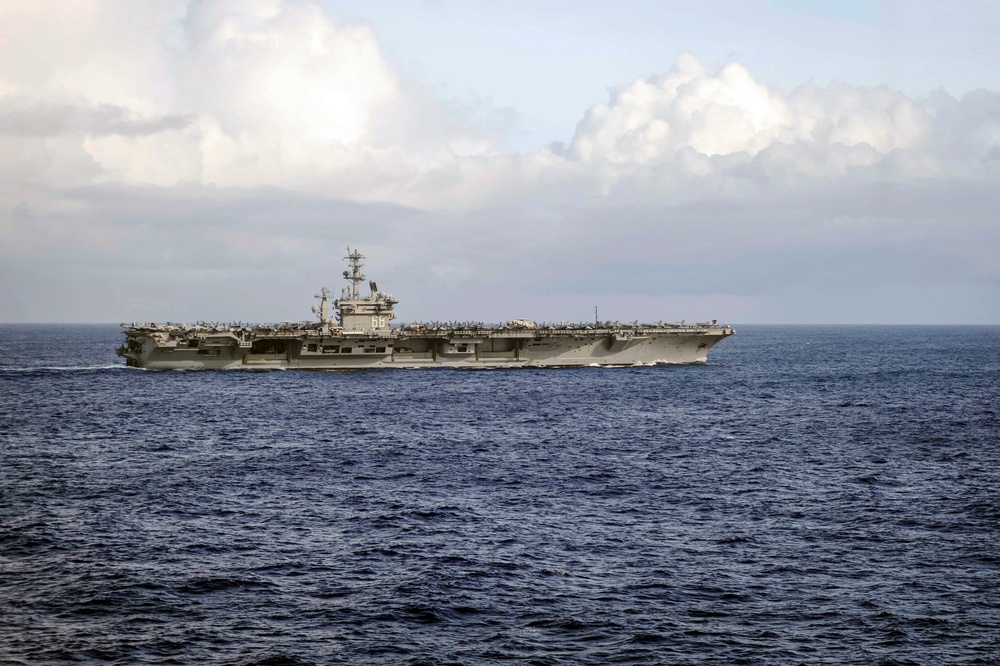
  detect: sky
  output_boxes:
[1,0,998,324]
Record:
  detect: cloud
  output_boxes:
[0,0,498,204]
[2,3,996,209]
[0,3,998,323]
[181,1,400,145]
[565,52,955,199]
[0,100,196,138]
[3,176,996,324]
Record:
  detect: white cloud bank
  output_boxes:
[1,0,998,323]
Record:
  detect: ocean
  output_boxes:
[1,325,998,665]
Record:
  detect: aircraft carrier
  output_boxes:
[118,249,735,370]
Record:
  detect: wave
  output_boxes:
[0,364,130,373]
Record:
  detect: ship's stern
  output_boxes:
[118,327,156,368]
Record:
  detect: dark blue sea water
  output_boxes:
[1,325,999,665]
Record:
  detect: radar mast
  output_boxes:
[343,247,366,299]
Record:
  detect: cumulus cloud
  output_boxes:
[0,0,511,208]
[1,2,996,210]
[565,52,958,198]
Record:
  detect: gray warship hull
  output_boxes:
[119,325,733,370]
[119,248,734,370]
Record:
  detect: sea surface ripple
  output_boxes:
[1,325,999,665]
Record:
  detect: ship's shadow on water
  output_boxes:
[1,324,999,664]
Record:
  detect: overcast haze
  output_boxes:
[1,0,998,324]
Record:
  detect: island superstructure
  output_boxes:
[118,248,735,370]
